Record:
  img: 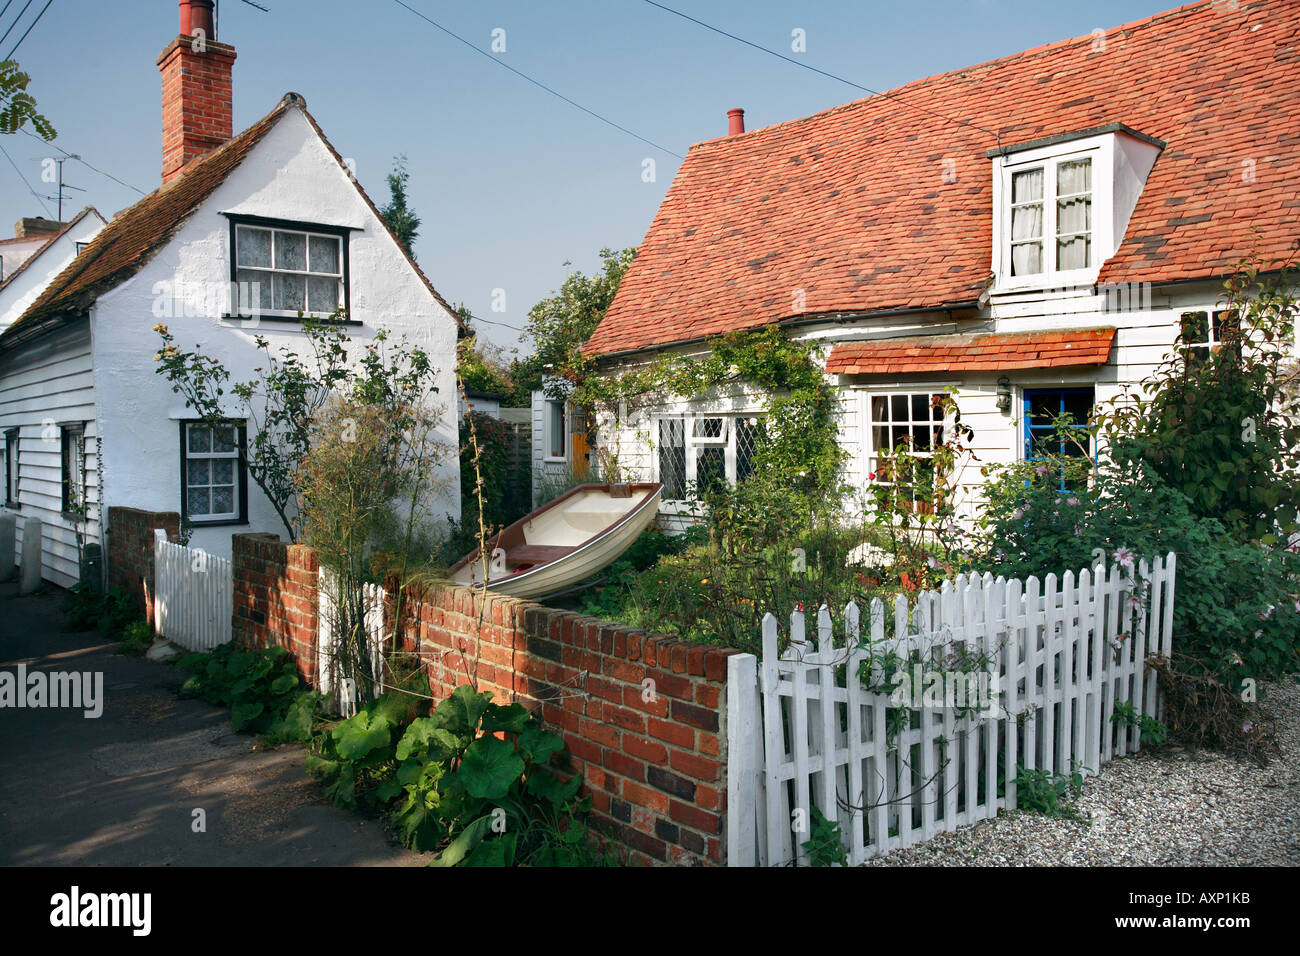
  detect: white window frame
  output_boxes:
[992,133,1116,294]
[543,399,569,463]
[233,223,345,319]
[184,421,242,523]
[654,412,763,507]
[862,390,953,487]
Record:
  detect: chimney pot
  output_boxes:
[179,0,216,41]
[728,108,745,136]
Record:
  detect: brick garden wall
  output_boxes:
[231,533,320,684]
[105,506,179,625]
[228,532,737,867]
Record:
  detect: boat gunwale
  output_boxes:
[447,481,664,588]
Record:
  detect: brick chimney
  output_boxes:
[728,108,745,136]
[14,217,64,238]
[157,0,235,184]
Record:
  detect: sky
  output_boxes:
[0,0,1178,354]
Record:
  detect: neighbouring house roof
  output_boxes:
[824,328,1117,375]
[585,0,1300,358]
[0,206,105,294]
[1,93,460,349]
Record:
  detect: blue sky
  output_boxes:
[1,0,1176,352]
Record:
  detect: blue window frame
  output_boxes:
[1024,387,1094,488]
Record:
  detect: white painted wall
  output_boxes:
[89,105,460,561]
[0,320,99,587]
[0,212,107,328]
[0,236,52,285]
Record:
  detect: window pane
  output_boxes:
[1057,158,1091,196]
[694,417,725,439]
[212,459,234,484]
[273,273,307,312]
[912,423,932,451]
[307,276,340,313]
[1012,167,1043,202]
[1181,311,1209,344]
[188,488,210,516]
[1061,392,1092,426]
[890,395,907,421]
[871,395,888,422]
[911,394,929,421]
[212,486,235,515]
[697,447,725,496]
[1011,203,1043,241]
[236,227,272,268]
[212,427,236,453]
[735,417,762,483]
[235,269,267,313]
[548,402,566,457]
[308,235,340,274]
[187,426,211,454]
[187,459,210,487]
[274,231,307,271]
[659,419,686,499]
[1057,234,1091,270]
[1012,242,1042,276]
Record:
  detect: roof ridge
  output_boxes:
[687,0,1216,153]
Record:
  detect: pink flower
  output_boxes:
[1242,721,1253,734]
[1113,547,1136,571]
[1035,465,1049,476]
[1127,595,1143,613]
[1067,497,1080,506]
[867,472,877,481]
[1012,508,1023,520]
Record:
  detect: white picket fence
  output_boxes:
[317,568,387,716]
[152,529,234,651]
[726,552,1177,866]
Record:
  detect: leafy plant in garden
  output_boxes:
[308,683,607,865]
[800,807,848,867]
[1110,701,1168,747]
[61,586,138,638]
[1102,244,1300,545]
[177,642,320,738]
[1014,766,1085,819]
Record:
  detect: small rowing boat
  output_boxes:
[448,482,663,599]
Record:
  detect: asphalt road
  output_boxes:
[0,581,419,866]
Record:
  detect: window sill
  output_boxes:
[543,456,570,465]
[220,313,362,327]
[184,518,249,528]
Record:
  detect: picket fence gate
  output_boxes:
[152,529,234,651]
[726,553,1177,866]
[317,568,387,716]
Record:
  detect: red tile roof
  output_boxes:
[2,93,460,346]
[824,328,1116,375]
[586,1,1300,357]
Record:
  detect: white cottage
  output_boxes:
[0,209,107,325]
[582,1,1300,527]
[0,2,460,587]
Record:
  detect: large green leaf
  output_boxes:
[525,766,583,809]
[516,728,564,764]
[428,813,493,867]
[396,718,461,763]
[480,702,531,734]
[465,833,517,867]
[435,685,493,739]
[230,699,264,731]
[456,735,525,800]
[331,711,393,760]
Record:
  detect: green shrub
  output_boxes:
[119,621,154,656]
[308,682,612,866]
[1014,766,1085,819]
[61,585,137,637]
[973,457,1300,687]
[176,642,318,737]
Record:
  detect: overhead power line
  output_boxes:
[0,0,34,51]
[390,0,683,160]
[5,0,51,60]
[642,0,998,142]
[21,128,146,196]
[0,137,51,216]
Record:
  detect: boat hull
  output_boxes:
[449,483,662,599]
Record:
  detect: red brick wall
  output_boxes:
[105,506,179,626]
[228,533,736,867]
[231,533,319,684]
[393,580,737,867]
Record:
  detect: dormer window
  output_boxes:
[991,124,1162,293]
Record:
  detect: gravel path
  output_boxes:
[864,680,1300,866]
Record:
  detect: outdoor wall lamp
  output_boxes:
[996,376,1013,413]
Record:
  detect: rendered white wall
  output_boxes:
[92,105,461,560]
[0,213,107,328]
